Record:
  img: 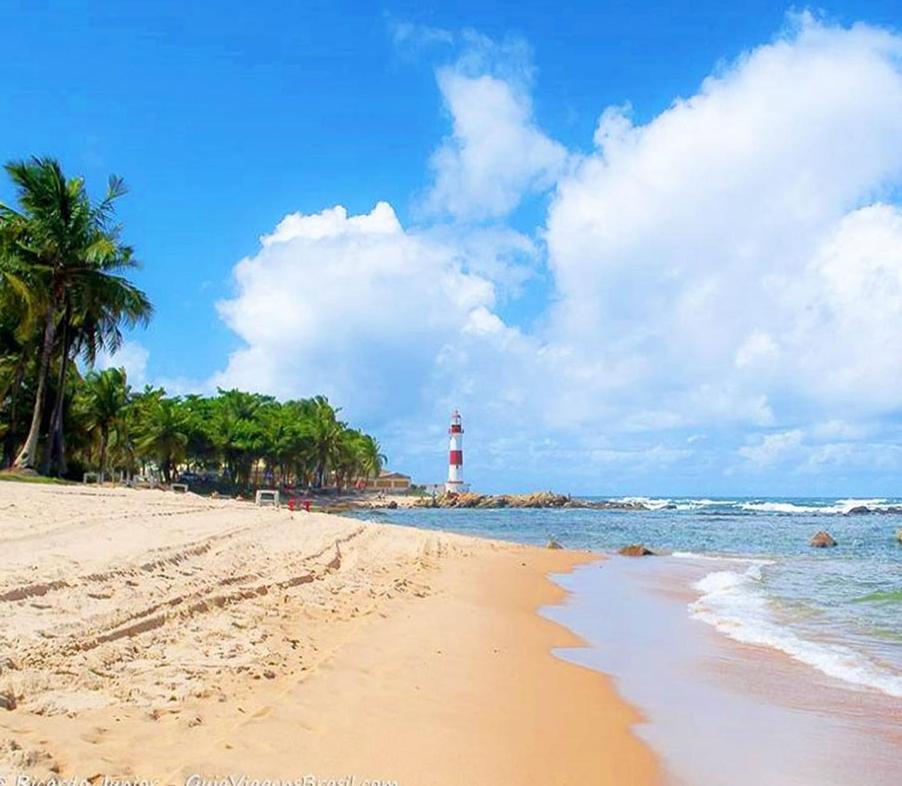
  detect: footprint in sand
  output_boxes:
[80,726,108,745]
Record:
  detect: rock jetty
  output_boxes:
[414,491,655,510]
[415,491,570,508]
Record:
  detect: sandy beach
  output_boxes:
[0,481,659,785]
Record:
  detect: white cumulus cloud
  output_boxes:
[739,429,805,467]
[211,202,525,422]
[423,39,567,220]
[544,13,902,432]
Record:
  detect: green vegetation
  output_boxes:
[0,156,151,475]
[1,157,386,491]
[0,472,72,484]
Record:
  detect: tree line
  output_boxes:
[0,157,385,489]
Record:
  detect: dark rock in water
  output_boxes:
[847,505,902,515]
[546,539,563,550]
[618,544,655,556]
[591,500,651,511]
[810,531,837,547]
[386,500,398,509]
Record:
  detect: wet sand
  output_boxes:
[0,482,659,785]
[548,556,902,786]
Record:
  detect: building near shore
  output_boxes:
[365,471,412,492]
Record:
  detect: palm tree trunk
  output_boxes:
[45,306,73,476]
[45,354,69,476]
[99,429,108,483]
[14,310,56,471]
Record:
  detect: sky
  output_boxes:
[2,1,902,496]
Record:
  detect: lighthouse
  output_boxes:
[446,408,466,492]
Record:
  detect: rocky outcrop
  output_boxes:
[414,491,661,510]
[416,491,572,509]
[846,505,902,515]
[618,544,655,556]
[546,539,563,550]
[520,492,572,508]
[810,531,837,547]
[592,499,654,511]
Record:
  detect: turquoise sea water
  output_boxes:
[359,498,902,697]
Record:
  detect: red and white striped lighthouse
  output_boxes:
[446,408,464,492]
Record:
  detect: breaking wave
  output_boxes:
[689,565,902,698]
[737,499,893,515]
[671,551,775,565]
[605,497,901,514]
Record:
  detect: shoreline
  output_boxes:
[549,555,902,786]
[0,482,660,785]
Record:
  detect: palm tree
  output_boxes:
[259,402,304,486]
[0,157,151,474]
[78,367,130,481]
[355,433,386,479]
[0,281,38,467]
[332,429,366,491]
[210,389,269,488]
[305,396,346,488]
[181,394,218,472]
[133,395,188,483]
[0,203,48,469]
[44,250,152,476]
[278,400,315,487]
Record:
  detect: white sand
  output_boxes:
[0,481,659,785]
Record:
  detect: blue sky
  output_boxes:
[2,1,902,495]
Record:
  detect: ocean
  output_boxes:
[356,498,902,785]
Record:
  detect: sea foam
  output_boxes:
[611,496,674,510]
[671,551,775,564]
[739,498,891,515]
[689,565,902,698]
